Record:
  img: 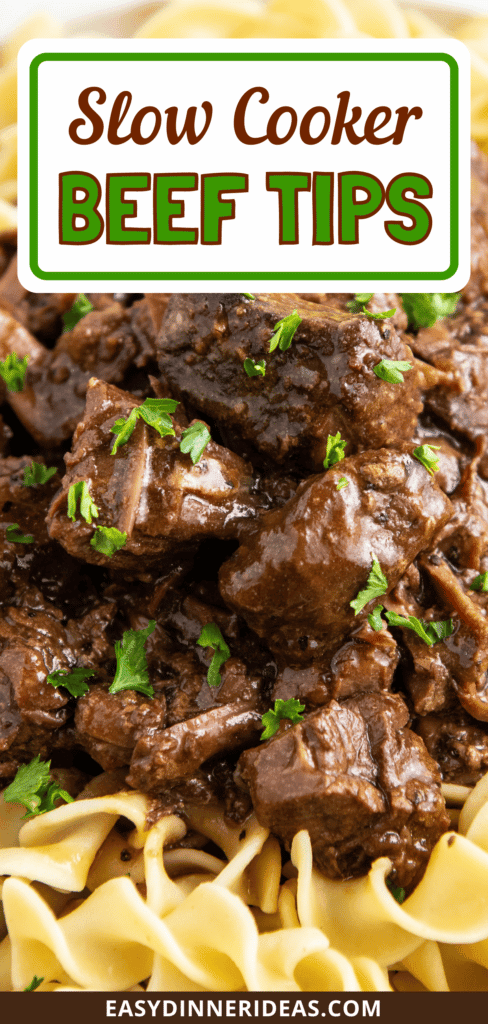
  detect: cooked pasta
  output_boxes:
[2,774,488,992]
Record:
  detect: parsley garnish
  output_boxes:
[6,523,34,544]
[67,480,99,525]
[400,293,459,330]
[22,461,57,487]
[260,698,306,741]
[109,621,156,698]
[47,666,95,698]
[197,622,230,687]
[62,293,93,332]
[323,432,347,470]
[179,421,211,464]
[24,976,44,991]
[350,556,388,615]
[373,359,413,384]
[242,293,255,300]
[386,877,406,903]
[243,358,266,378]
[90,525,127,557]
[347,294,395,320]
[3,755,73,819]
[385,610,453,647]
[413,444,441,476]
[0,353,28,392]
[368,604,385,631]
[111,397,178,455]
[336,477,348,491]
[471,572,488,592]
[269,310,302,353]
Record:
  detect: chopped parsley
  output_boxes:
[3,755,73,819]
[385,610,453,647]
[197,622,230,687]
[111,397,178,455]
[373,359,413,384]
[400,293,459,330]
[0,352,28,392]
[336,477,349,491]
[243,358,266,378]
[413,444,441,476]
[350,557,388,615]
[47,666,95,698]
[22,461,57,487]
[323,431,347,470]
[90,525,127,557]
[24,976,44,991]
[471,572,488,592]
[269,310,302,353]
[347,294,395,320]
[179,421,211,464]
[6,523,34,544]
[242,293,255,300]
[109,621,156,698]
[67,480,99,525]
[386,877,406,903]
[368,604,385,631]
[63,293,93,332]
[261,698,306,741]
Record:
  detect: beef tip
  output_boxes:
[128,700,263,792]
[416,710,488,786]
[433,451,488,571]
[219,447,452,665]
[238,692,448,889]
[157,293,422,470]
[47,378,260,577]
[74,686,166,772]
[0,255,76,343]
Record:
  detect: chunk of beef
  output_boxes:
[239,692,449,889]
[74,686,166,772]
[47,378,260,578]
[416,710,488,786]
[128,701,263,792]
[157,293,422,470]
[0,255,75,343]
[433,451,488,571]
[220,447,452,665]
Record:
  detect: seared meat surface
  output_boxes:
[5,144,488,892]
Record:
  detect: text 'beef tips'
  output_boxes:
[239,692,449,890]
[157,293,422,470]
[47,378,260,576]
[219,447,453,664]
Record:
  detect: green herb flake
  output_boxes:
[385,610,454,647]
[413,444,441,476]
[109,621,156,698]
[197,622,231,688]
[261,698,306,742]
[386,877,406,904]
[368,604,385,631]
[90,526,127,557]
[471,572,488,593]
[67,480,99,525]
[400,293,459,330]
[269,310,302,354]
[346,294,395,320]
[336,477,349,491]
[24,976,44,991]
[243,358,266,378]
[373,359,413,385]
[6,523,34,544]
[242,293,255,300]
[350,557,388,616]
[62,293,93,332]
[3,754,73,819]
[180,421,211,464]
[47,666,95,698]
[22,461,57,487]
[323,432,347,470]
[111,398,178,455]
[0,352,29,393]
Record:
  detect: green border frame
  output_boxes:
[28,51,459,282]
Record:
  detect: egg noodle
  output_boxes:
[1,0,488,996]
